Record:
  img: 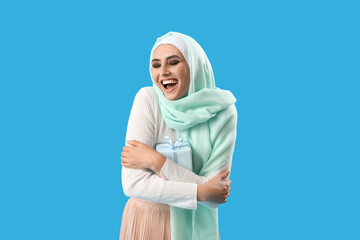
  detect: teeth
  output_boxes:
[162,79,178,85]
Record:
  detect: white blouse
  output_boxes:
[121,87,232,210]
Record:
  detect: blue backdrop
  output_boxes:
[1,0,359,239]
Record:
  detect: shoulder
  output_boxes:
[131,87,159,117]
[134,87,157,102]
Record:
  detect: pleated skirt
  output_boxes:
[119,198,171,240]
[119,197,221,240]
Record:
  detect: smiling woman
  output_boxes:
[119,32,237,240]
[151,44,190,100]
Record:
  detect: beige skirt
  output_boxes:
[119,198,171,240]
[119,198,220,240]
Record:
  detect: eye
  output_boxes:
[169,60,179,65]
[152,63,160,68]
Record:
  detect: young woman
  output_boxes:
[120,32,237,240]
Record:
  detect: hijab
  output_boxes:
[149,32,237,240]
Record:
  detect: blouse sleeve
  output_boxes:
[121,88,198,210]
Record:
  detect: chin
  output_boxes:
[166,92,188,101]
[162,91,180,100]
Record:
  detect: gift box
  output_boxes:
[156,137,193,172]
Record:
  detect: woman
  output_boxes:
[120,32,237,240]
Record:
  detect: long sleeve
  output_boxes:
[121,87,198,210]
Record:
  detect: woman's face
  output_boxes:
[151,44,190,100]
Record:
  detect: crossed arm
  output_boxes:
[120,88,232,209]
[121,139,232,207]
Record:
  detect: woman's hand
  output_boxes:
[197,170,231,204]
[121,140,166,175]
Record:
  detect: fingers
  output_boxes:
[122,146,132,152]
[226,180,232,187]
[121,151,131,158]
[121,156,128,167]
[220,198,228,204]
[221,191,231,204]
[121,156,135,169]
[220,170,230,180]
[215,185,232,204]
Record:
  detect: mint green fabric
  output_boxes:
[149,32,237,240]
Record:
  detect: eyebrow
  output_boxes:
[152,55,181,62]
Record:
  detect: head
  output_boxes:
[151,44,190,100]
[150,32,215,101]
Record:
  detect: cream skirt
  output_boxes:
[119,197,220,240]
[119,198,171,240]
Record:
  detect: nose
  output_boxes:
[161,65,171,77]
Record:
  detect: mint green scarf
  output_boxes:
[149,32,237,240]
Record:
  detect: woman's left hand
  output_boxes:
[121,140,166,174]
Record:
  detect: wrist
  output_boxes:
[153,154,166,175]
[197,184,209,201]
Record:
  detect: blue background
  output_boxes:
[1,0,359,239]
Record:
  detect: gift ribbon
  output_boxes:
[164,136,182,150]
[164,136,182,164]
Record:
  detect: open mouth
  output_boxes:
[161,79,178,92]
